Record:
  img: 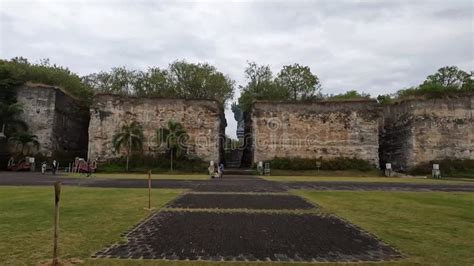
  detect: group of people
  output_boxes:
[41,160,59,175]
[208,161,224,179]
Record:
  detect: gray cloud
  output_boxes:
[1,0,472,137]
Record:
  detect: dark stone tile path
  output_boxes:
[94,211,401,262]
[167,193,316,210]
[90,172,404,263]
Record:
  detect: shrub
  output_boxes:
[98,154,208,173]
[268,157,375,171]
[409,159,474,178]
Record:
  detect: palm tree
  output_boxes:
[156,121,189,172]
[0,102,27,138]
[112,121,144,172]
[8,132,40,156]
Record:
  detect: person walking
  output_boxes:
[218,163,224,178]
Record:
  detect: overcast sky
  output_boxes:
[1,0,473,138]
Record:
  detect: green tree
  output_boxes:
[8,132,40,156]
[112,121,144,172]
[423,66,471,89]
[276,63,321,100]
[168,60,234,104]
[156,121,189,172]
[84,61,235,103]
[238,62,288,112]
[377,94,393,104]
[135,67,174,97]
[396,66,473,99]
[1,57,93,104]
[83,67,138,95]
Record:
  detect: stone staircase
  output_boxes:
[223,168,255,175]
[225,160,241,168]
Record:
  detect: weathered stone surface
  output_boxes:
[249,100,382,167]
[380,96,473,171]
[15,83,89,158]
[87,94,225,162]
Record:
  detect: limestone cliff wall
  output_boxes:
[16,84,56,156]
[250,100,382,166]
[88,94,224,162]
[380,96,474,171]
[15,83,89,158]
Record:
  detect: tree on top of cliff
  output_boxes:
[0,57,94,104]
[168,60,234,104]
[276,63,321,101]
[238,62,288,112]
[378,66,473,104]
[237,62,322,112]
[423,66,472,89]
[83,60,235,104]
[399,66,473,98]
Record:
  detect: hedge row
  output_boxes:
[267,157,375,171]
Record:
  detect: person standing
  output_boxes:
[52,160,58,175]
[41,161,47,174]
[208,161,216,179]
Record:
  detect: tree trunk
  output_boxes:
[126,154,129,172]
[170,149,173,172]
[126,135,131,172]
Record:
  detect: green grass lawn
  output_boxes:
[296,190,474,266]
[0,186,184,265]
[65,172,210,180]
[263,174,474,184]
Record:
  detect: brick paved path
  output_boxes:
[92,173,403,262]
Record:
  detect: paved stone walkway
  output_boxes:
[91,173,403,263]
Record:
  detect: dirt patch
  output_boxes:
[167,193,316,210]
[94,211,401,262]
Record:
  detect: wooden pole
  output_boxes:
[52,181,61,266]
[148,170,151,209]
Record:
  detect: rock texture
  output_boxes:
[15,83,89,158]
[380,96,473,171]
[249,100,382,166]
[88,94,225,162]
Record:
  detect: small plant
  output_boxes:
[112,121,144,172]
